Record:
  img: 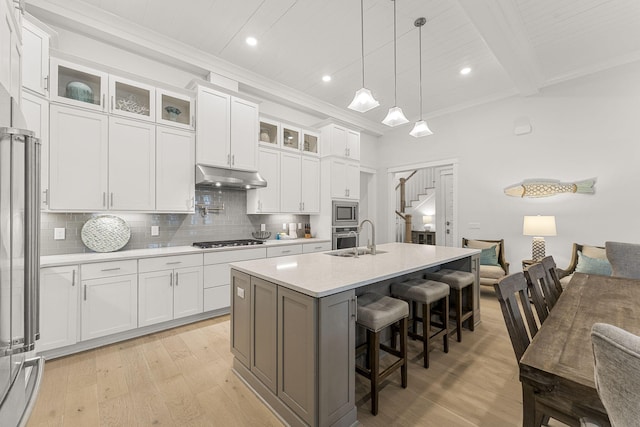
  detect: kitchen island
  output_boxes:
[229,242,480,427]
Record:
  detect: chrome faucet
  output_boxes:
[358,219,376,255]
[347,230,359,257]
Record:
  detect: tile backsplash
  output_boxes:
[41,189,310,256]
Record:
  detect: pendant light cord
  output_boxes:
[360,0,365,87]
[418,23,423,119]
[393,0,398,105]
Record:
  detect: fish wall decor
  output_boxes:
[504,178,596,198]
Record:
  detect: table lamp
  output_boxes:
[422,215,433,231]
[523,215,557,261]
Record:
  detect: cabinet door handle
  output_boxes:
[111,96,114,111]
[42,189,48,206]
[227,154,230,165]
[72,270,76,286]
[302,202,305,211]
[175,272,179,286]
[282,250,291,254]
[103,192,106,207]
[352,296,357,320]
[166,261,182,265]
[101,267,121,272]
[232,154,235,165]
[83,284,87,301]
[43,75,49,91]
[345,147,348,157]
[169,272,173,287]
[102,94,106,111]
[110,193,114,207]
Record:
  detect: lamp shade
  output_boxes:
[422,215,433,224]
[382,106,409,127]
[523,215,557,236]
[348,87,379,112]
[410,120,433,137]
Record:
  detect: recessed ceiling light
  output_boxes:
[246,37,257,46]
[322,75,332,82]
[460,67,471,75]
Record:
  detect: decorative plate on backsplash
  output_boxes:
[81,215,131,252]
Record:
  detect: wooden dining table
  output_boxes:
[519,272,640,427]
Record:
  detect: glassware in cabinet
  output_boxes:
[281,124,300,151]
[259,117,279,147]
[50,58,108,111]
[109,75,155,121]
[302,131,319,155]
[156,89,194,129]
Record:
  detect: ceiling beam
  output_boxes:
[26,0,387,135]
[456,0,542,96]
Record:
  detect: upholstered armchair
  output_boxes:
[462,238,509,287]
[558,243,610,287]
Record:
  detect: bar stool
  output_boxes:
[424,268,475,342]
[356,292,409,416]
[391,278,449,368]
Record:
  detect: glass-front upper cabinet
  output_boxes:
[156,89,194,129]
[109,75,155,121]
[281,124,300,152]
[50,58,108,112]
[259,117,280,148]
[302,130,319,156]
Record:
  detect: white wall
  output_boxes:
[369,61,640,271]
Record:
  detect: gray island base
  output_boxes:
[229,242,480,427]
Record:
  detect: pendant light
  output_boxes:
[382,0,409,127]
[348,0,379,112]
[409,17,433,137]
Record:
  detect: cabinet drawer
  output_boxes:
[203,247,266,265]
[139,254,203,273]
[204,285,230,311]
[266,245,303,258]
[302,241,331,253]
[81,260,137,280]
[204,264,230,289]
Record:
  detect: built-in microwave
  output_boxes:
[332,201,359,227]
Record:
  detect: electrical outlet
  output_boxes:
[151,226,159,236]
[237,287,245,299]
[298,223,302,229]
[54,228,65,240]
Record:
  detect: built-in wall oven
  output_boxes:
[332,226,359,250]
[331,201,359,249]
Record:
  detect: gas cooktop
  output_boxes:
[192,239,264,249]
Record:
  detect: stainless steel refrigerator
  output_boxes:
[0,83,44,426]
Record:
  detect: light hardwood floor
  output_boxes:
[27,289,567,426]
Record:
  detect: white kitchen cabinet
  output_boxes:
[203,247,266,312]
[1,0,22,101]
[230,96,258,171]
[246,147,279,214]
[49,104,109,210]
[138,254,203,327]
[302,241,331,253]
[195,84,258,171]
[157,88,193,129]
[21,91,49,209]
[266,245,303,258]
[281,152,320,213]
[156,126,195,212]
[281,123,300,152]
[108,75,155,122]
[329,158,359,200]
[80,266,138,341]
[108,116,156,210]
[320,124,360,160]
[302,130,319,156]
[301,156,320,213]
[22,18,49,96]
[50,58,108,112]
[38,266,78,352]
[259,117,280,148]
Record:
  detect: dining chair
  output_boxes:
[591,322,640,427]
[523,263,550,324]
[495,273,555,426]
[605,241,640,279]
[540,256,563,308]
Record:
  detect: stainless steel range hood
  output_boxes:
[195,164,267,189]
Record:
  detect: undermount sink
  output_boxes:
[325,248,387,257]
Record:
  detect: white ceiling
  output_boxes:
[27,0,640,133]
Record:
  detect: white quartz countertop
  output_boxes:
[40,238,330,267]
[229,242,480,298]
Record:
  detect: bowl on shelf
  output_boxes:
[252,231,271,241]
[164,105,182,121]
[66,81,94,103]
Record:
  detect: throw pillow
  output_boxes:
[466,239,500,259]
[479,245,499,266]
[575,250,612,276]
